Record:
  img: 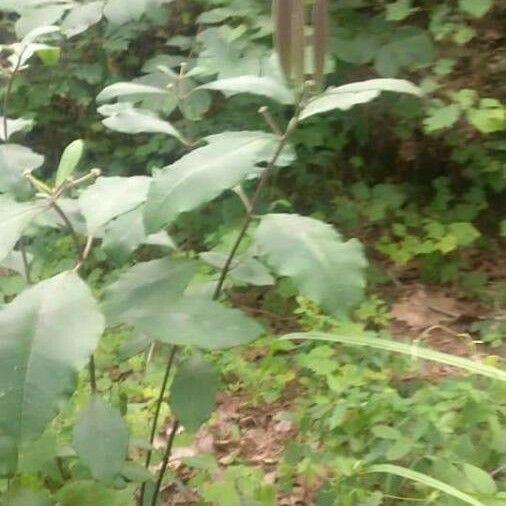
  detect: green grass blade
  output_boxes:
[282,332,506,382]
[368,464,486,506]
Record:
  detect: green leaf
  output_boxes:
[458,0,492,17]
[55,139,85,187]
[462,464,497,495]
[101,257,196,325]
[133,297,264,349]
[170,354,220,432]
[0,144,44,197]
[386,0,414,21]
[0,272,105,447]
[1,487,53,506]
[100,105,185,142]
[0,117,33,142]
[56,480,131,506]
[375,29,435,76]
[200,251,274,286]
[103,0,171,25]
[79,176,151,234]
[36,47,61,66]
[121,461,155,483]
[368,464,486,506]
[424,104,461,132]
[73,396,129,484]
[97,82,169,103]
[15,6,66,38]
[0,435,17,477]
[282,332,506,382]
[254,214,367,316]
[300,78,422,120]
[0,196,47,263]
[197,76,295,104]
[144,131,291,232]
[61,2,104,37]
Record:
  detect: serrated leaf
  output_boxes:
[0,196,47,263]
[0,272,105,448]
[197,76,294,104]
[300,78,422,120]
[73,396,129,484]
[144,131,292,232]
[282,333,506,382]
[97,82,169,103]
[55,139,85,187]
[100,105,184,141]
[102,257,196,325]
[170,354,220,432]
[133,297,264,350]
[368,464,486,506]
[0,144,44,197]
[78,176,151,234]
[424,104,461,132]
[254,214,367,316]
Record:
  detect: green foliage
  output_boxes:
[0,0,504,504]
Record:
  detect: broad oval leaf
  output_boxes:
[97,82,169,103]
[0,196,47,263]
[300,78,423,120]
[133,297,264,350]
[100,106,185,142]
[0,272,105,446]
[55,139,85,187]
[0,144,44,197]
[282,332,506,382]
[144,131,293,233]
[170,354,220,432]
[73,396,129,484]
[61,2,104,38]
[78,176,151,234]
[197,76,295,104]
[101,257,197,325]
[254,214,367,316]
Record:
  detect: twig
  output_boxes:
[150,419,180,506]
[212,108,302,301]
[20,240,33,284]
[139,346,178,505]
[89,355,97,394]
[1,47,26,142]
[49,200,83,264]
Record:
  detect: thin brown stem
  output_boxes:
[49,201,83,263]
[2,48,25,142]
[212,115,300,301]
[150,419,180,506]
[89,355,97,394]
[139,346,178,505]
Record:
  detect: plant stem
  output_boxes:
[49,201,84,264]
[89,355,97,394]
[150,419,180,506]
[1,48,25,142]
[139,346,178,505]
[20,239,33,284]
[212,114,301,301]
